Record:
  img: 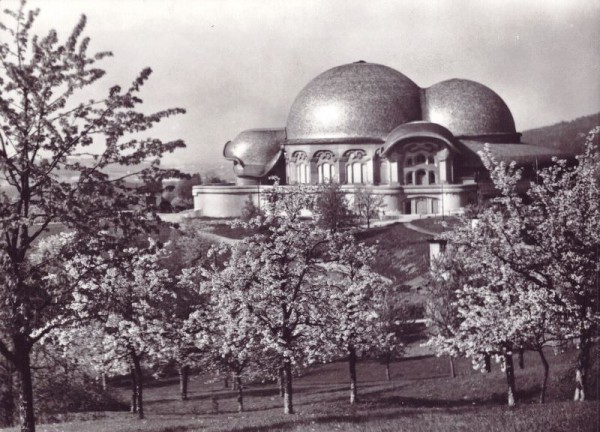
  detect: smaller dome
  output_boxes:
[423,79,516,137]
[224,129,285,178]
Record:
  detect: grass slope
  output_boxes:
[409,217,460,236]
[8,348,596,432]
[356,223,431,283]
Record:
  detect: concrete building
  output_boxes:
[193,61,563,217]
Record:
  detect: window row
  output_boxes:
[405,170,437,185]
[290,162,440,185]
[292,162,371,185]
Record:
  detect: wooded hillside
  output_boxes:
[521,112,600,153]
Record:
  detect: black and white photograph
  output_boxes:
[0,0,598,431]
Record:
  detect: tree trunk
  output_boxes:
[131,353,144,419]
[537,348,549,404]
[385,357,391,381]
[13,336,35,432]
[504,353,516,407]
[283,358,294,414]
[100,373,107,391]
[130,368,137,413]
[235,375,244,413]
[484,354,491,373]
[518,347,525,369]
[573,334,591,402]
[278,367,285,397]
[179,365,189,401]
[449,356,456,378]
[348,345,358,404]
[1,359,15,427]
[232,373,238,390]
[223,375,229,389]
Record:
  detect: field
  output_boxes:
[4,348,595,432]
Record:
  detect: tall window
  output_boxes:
[345,150,369,184]
[292,151,310,184]
[318,163,335,183]
[296,163,309,183]
[428,171,436,184]
[314,150,336,184]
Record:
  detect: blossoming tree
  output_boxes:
[0,2,185,430]
[427,130,599,405]
[61,242,174,419]
[325,236,396,403]
[202,182,338,414]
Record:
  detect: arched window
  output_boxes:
[292,151,310,184]
[428,171,436,184]
[313,151,336,184]
[345,150,369,184]
[405,172,413,185]
[415,154,426,165]
[318,163,335,183]
[415,170,426,185]
[296,163,310,184]
[427,156,435,165]
[405,157,413,166]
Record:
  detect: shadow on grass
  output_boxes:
[364,383,551,409]
[147,386,283,406]
[220,408,440,432]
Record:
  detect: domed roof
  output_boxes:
[224,129,285,178]
[422,79,516,137]
[286,62,421,142]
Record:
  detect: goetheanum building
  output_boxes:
[193,61,562,217]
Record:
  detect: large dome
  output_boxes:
[422,79,516,137]
[286,62,421,142]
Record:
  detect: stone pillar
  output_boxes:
[338,159,347,184]
[438,149,451,184]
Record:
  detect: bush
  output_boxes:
[35,377,128,423]
[240,194,262,222]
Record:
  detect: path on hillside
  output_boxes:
[403,222,437,237]
[158,213,240,245]
[196,230,239,245]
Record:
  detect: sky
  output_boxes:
[13,0,600,168]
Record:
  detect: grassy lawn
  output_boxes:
[356,223,430,282]
[408,217,460,235]
[9,348,595,432]
[181,217,255,240]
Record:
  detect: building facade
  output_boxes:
[194,61,563,217]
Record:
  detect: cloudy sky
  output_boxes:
[19,0,600,167]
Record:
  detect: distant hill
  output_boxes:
[48,157,234,184]
[521,112,599,154]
